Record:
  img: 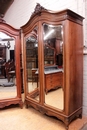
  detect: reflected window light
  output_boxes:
[44,29,54,40]
[0,32,11,40]
[34,43,38,47]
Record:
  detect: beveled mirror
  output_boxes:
[0,20,23,108]
[43,23,64,110]
[0,34,17,99]
[24,26,40,102]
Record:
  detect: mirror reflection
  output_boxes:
[43,24,64,110]
[25,27,39,101]
[0,32,17,99]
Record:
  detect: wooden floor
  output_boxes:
[0,102,87,130]
[0,78,87,130]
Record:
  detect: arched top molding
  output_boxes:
[21,3,84,35]
[0,21,20,38]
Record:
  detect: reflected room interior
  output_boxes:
[0,32,17,99]
[25,27,40,102]
[43,23,64,110]
[25,24,64,110]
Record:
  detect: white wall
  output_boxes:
[83,0,87,116]
[4,0,87,116]
[4,0,37,28]
[4,0,85,28]
[0,41,15,61]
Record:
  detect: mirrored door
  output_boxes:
[43,23,64,110]
[0,32,17,99]
[25,27,40,101]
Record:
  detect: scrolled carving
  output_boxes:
[0,102,7,108]
[37,106,47,114]
[31,3,46,18]
[0,101,13,108]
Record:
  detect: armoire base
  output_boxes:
[25,99,82,130]
[0,98,23,109]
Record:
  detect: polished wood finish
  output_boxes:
[21,3,84,129]
[45,72,63,94]
[0,21,23,108]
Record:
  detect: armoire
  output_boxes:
[21,4,84,129]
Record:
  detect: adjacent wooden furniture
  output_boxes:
[44,44,55,65]
[5,60,15,82]
[21,4,84,129]
[0,62,6,78]
[32,68,38,84]
[26,39,38,80]
[0,45,6,60]
[0,45,6,77]
[44,66,63,94]
[0,20,23,108]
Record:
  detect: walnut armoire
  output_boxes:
[21,4,84,129]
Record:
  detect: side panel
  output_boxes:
[64,20,83,115]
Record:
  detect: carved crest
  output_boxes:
[31,3,46,18]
